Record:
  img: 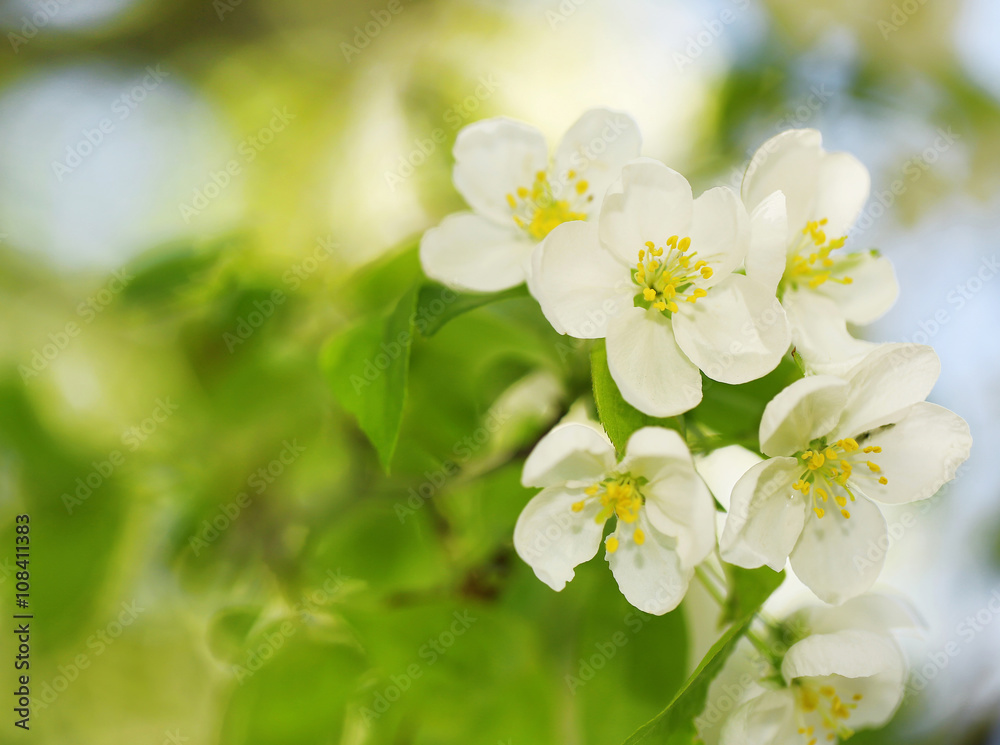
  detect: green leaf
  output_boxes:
[620,570,784,745]
[591,339,682,455]
[321,285,419,471]
[721,565,786,626]
[416,282,529,337]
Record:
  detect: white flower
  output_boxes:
[698,594,915,745]
[721,343,972,604]
[532,158,791,417]
[419,108,642,293]
[741,129,898,374]
[513,422,715,615]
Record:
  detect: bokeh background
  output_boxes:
[1,0,999,743]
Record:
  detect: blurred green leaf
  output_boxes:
[591,340,683,456]
[721,566,785,626]
[620,569,780,744]
[321,285,419,471]
[219,627,366,745]
[416,282,529,337]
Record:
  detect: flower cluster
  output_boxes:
[419,110,972,742]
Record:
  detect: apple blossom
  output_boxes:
[698,594,916,745]
[420,108,641,292]
[532,158,790,417]
[741,129,897,374]
[514,422,715,614]
[721,343,972,604]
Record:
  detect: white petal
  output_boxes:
[720,690,800,745]
[694,445,763,513]
[605,307,703,417]
[420,212,532,292]
[741,129,822,245]
[521,421,616,489]
[721,457,807,572]
[552,108,642,207]
[606,513,691,615]
[452,117,549,226]
[783,290,880,375]
[673,274,790,384]
[525,241,562,331]
[621,428,716,569]
[745,190,788,295]
[833,343,941,440]
[599,158,694,265]
[783,629,905,681]
[644,473,717,570]
[513,486,605,591]
[813,252,898,325]
[813,150,871,240]
[687,186,750,286]
[858,402,972,505]
[798,593,923,637]
[531,220,630,338]
[789,495,887,604]
[699,639,770,745]
[758,375,848,457]
[620,426,693,476]
[782,630,906,728]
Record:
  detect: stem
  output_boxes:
[694,565,727,606]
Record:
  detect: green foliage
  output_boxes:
[591,340,684,456]
[620,568,783,744]
[321,286,419,471]
[416,282,529,337]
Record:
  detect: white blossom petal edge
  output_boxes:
[533,158,790,416]
[721,343,972,603]
[514,423,715,614]
[420,108,642,292]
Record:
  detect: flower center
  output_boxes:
[571,474,646,552]
[791,438,888,520]
[795,681,863,744]
[506,169,592,240]
[632,235,713,313]
[785,218,854,290]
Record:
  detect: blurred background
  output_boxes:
[0,0,999,743]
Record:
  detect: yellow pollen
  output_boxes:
[508,170,590,239]
[633,528,645,546]
[786,217,853,289]
[606,536,619,553]
[571,501,585,512]
[632,237,708,312]
[794,439,888,520]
